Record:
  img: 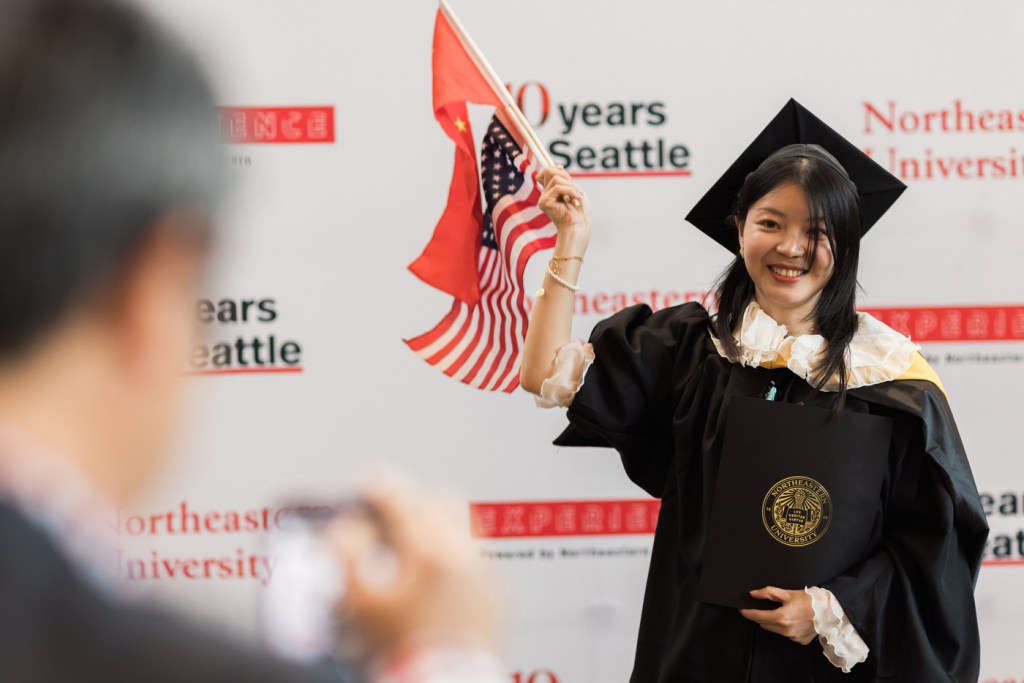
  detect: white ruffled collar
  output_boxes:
[711,301,920,391]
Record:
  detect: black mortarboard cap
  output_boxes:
[685,98,907,252]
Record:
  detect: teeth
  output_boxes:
[770,266,804,278]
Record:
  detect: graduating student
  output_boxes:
[520,100,988,683]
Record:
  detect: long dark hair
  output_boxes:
[710,144,862,408]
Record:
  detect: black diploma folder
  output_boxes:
[698,397,893,610]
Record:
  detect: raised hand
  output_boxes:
[538,166,591,234]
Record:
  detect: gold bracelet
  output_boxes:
[548,255,583,276]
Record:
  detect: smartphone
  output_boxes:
[261,501,390,664]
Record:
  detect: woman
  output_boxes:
[520,100,988,683]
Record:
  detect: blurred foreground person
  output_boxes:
[0,1,503,681]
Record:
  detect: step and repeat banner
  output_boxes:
[121,1,1023,681]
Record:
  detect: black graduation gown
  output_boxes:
[554,302,988,683]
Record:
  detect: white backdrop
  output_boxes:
[118,2,1024,681]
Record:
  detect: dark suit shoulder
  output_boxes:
[0,505,345,683]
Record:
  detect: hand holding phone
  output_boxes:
[263,476,501,669]
[334,480,501,660]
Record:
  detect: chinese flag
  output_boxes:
[407,10,504,306]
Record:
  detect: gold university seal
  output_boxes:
[761,476,832,547]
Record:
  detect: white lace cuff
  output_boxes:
[805,587,869,672]
[534,340,595,409]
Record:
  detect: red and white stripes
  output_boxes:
[406,147,556,392]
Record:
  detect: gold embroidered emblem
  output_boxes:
[762,476,832,547]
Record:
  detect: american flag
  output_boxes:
[406,113,556,392]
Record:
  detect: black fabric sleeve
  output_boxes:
[553,302,711,497]
[823,382,988,681]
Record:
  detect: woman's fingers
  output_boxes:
[536,166,591,231]
[539,167,583,201]
[541,182,584,206]
[739,588,817,645]
[739,605,792,637]
[550,176,578,203]
[538,165,572,187]
[543,184,583,204]
[749,586,790,603]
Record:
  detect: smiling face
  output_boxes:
[737,182,834,332]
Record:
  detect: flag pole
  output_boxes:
[439,0,581,208]
[438,0,553,168]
